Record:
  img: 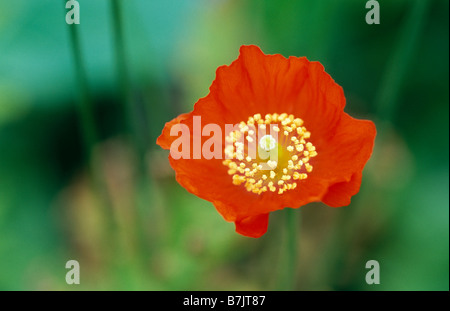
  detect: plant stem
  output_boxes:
[281,208,299,290]
[110,0,141,153]
[67,16,97,155]
[374,0,429,125]
[66,6,117,263]
[110,0,152,270]
[110,0,151,201]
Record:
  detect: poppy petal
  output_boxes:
[312,114,376,182]
[156,45,376,237]
[156,112,191,150]
[321,172,363,207]
[234,213,269,238]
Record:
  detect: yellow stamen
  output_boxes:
[223,113,317,195]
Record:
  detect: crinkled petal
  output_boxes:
[234,213,269,238]
[322,172,363,207]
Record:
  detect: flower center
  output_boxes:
[259,134,277,151]
[223,113,318,195]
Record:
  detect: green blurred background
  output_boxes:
[0,0,448,291]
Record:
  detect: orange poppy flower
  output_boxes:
[157,45,376,238]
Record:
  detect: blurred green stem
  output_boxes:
[110,0,129,115]
[66,5,118,262]
[110,0,150,191]
[110,0,143,155]
[375,0,429,125]
[281,208,298,290]
[110,0,152,271]
[67,17,97,154]
[67,13,103,200]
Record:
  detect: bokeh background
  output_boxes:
[0,0,448,291]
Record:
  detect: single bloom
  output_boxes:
[157,45,376,238]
